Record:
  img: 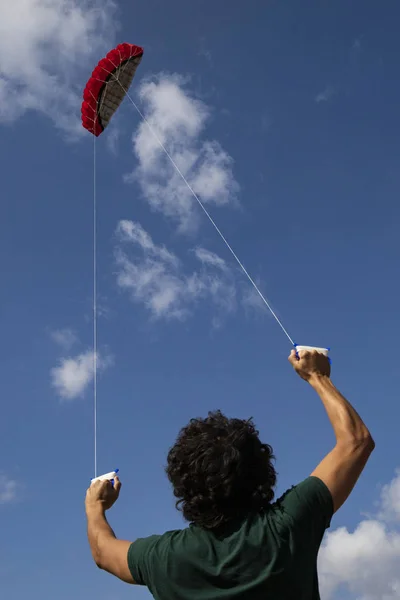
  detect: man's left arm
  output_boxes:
[86,502,135,583]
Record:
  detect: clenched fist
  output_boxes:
[288,349,331,382]
[85,477,121,512]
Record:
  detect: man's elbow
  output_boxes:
[348,431,375,453]
[358,428,375,451]
[363,433,375,452]
[91,547,105,570]
[95,557,103,570]
[339,430,375,454]
[95,555,111,574]
[93,554,103,569]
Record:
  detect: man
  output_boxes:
[85,349,374,599]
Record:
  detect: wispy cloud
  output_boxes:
[125,73,239,233]
[0,0,116,135]
[198,37,213,65]
[315,85,335,104]
[114,220,265,323]
[50,328,78,351]
[106,127,120,155]
[260,114,271,132]
[51,350,112,400]
[118,220,179,267]
[0,473,18,505]
[241,286,268,313]
[193,247,228,271]
[378,468,400,523]
[318,469,400,599]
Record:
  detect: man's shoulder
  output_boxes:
[128,527,193,585]
[269,476,333,530]
[132,526,194,553]
[273,476,332,507]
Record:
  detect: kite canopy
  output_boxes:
[81,43,143,137]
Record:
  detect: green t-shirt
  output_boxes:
[127,476,333,600]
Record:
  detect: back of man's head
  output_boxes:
[166,410,277,530]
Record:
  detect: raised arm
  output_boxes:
[289,349,375,513]
[85,477,135,584]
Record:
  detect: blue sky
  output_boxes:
[1,1,400,598]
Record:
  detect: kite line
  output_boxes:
[93,132,98,478]
[117,84,295,346]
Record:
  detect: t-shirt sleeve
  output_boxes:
[276,476,334,545]
[127,535,162,586]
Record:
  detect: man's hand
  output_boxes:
[86,477,121,512]
[288,348,331,382]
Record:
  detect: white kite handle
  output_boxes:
[91,469,119,485]
[295,345,330,357]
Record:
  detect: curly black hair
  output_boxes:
[166,410,277,530]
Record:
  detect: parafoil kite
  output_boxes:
[81,43,143,136]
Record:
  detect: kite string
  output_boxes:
[93,131,98,478]
[117,84,295,346]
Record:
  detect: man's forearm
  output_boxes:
[86,504,117,566]
[309,375,373,445]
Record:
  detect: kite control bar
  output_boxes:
[91,469,119,487]
[295,345,329,356]
[294,345,331,363]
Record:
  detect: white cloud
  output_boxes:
[379,469,400,522]
[315,85,335,103]
[115,220,238,321]
[126,74,239,232]
[198,37,213,65]
[0,474,18,505]
[118,220,178,267]
[0,0,116,135]
[51,350,112,400]
[241,286,268,313]
[318,469,400,600]
[50,328,78,351]
[106,127,120,155]
[194,247,228,271]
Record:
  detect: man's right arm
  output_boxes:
[289,350,375,514]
